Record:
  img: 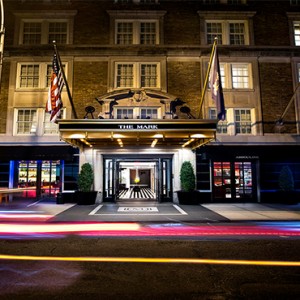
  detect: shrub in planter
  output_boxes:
[177,161,198,204]
[76,162,97,205]
[278,165,298,204]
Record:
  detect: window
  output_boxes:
[115,20,158,45]
[235,109,252,134]
[44,111,60,134]
[116,108,134,119]
[209,109,228,134]
[22,22,41,44]
[16,109,37,135]
[20,20,69,45]
[140,108,158,119]
[115,62,160,88]
[116,107,159,119]
[205,21,248,45]
[219,63,251,89]
[293,21,300,46]
[17,62,67,89]
[19,64,40,88]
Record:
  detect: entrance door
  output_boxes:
[103,156,173,202]
[213,161,255,201]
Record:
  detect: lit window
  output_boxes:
[19,64,40,88]
[116,64,134,87]
[44,111,60,134]
[16,109,37,135]
[231,64,249,88]
[141,64,157,87]
[209,63,251,89]
[18,62,67,89]
[115,62,160,88]
[234,109,252,134]
[115,20,158,45]
[293,22,300,46]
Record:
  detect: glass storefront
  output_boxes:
[213,161,253,199]
[18,160,61,198]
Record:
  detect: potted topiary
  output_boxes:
[278,165,298,204]
[76,162,97,205]
[177,161,198,204]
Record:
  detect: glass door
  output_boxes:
[213,161,254,200]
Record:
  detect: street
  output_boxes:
[0,233,300,299]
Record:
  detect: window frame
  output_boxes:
[198,11,255,46]
[205,20,249,45]
[218,62,252,90]
[115,19,159,45]
[16,62,68,90]
[14,11,76,46]
[15,108,38,135]
[114,61,161,89]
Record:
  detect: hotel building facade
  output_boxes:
[0,0,299,204]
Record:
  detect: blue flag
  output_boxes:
[209,46,226,121]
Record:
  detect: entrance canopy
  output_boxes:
[58,119,218,149]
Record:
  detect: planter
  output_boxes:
[177,191,199,205]
[276,191,299,205]
[76,191,97,205]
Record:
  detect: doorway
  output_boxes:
[103,155,173,203]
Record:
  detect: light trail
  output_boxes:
[0,254,299,267]
[0,222,300,238]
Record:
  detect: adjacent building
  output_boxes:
[0,0,299,204]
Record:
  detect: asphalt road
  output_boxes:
[0,236,300,300]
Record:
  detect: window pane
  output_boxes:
[48,22,67,44]
[23,22,41,44]
[206,22,223,44]
[294,22,300,46]
[116,108,134,119]
[116,64,134,87]
[231,64,249,88]
[141,64,157,87]
[20,65,40,88]
[140,108,157,119]
[235,109,251,134]
[116,22,133,44]
[209,109,227,134]
[17,109,37,134]
[140,22,157,45]
[44,112,59,134]
[229,23,245,45]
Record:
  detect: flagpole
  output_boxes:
[276,82,300,125]
[53,41,78,119]
[197,37,218,119]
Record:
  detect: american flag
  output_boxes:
[45,54,64,123]
[209,45,226,121]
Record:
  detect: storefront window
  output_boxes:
[213,161,253,199]
[18,160,61,198]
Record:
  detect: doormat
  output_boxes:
[118,207,159,212]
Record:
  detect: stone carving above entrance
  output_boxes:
[94,89,193,120]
